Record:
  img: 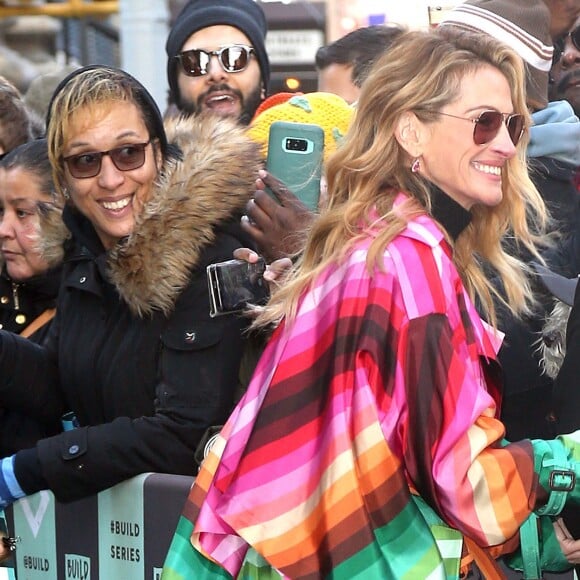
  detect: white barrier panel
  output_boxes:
[4,473,194,579]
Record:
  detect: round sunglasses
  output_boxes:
[435,110,525,146]
[63,141,151,179]
[175,44,255,77]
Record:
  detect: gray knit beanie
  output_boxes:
[166,0,270,105]
[440,0,553,109]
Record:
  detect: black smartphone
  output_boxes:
[207,258,269,317]
[266,121,325,212]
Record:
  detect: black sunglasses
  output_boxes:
[175,44,254,77]
[436,110,525,146]
[63,141,151,179]
[561,25,580,52]
[554,25,580,62]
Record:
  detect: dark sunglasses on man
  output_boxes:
[175,44,255,77]
[552,25,580,64]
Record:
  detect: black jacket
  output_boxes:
[553,280,580,432]
[0,115,262,502]
[0,266,61,341]
[0,266,62,455]
[552,279,580,538]
[499,156,580,440]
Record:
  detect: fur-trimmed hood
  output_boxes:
[41,114,261,317]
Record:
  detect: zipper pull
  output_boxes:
[11,283,20,311]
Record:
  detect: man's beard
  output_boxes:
[551,70,580,115]
[178,83,263,126]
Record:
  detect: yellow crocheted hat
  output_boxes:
[247,92,354,162]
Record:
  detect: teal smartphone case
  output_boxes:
[266,121,325,212]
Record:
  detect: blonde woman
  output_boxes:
[164,28,580,578]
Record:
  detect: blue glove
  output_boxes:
[0,456,25,509]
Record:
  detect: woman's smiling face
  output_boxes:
[62,100,160,250]
[418,64,519,210]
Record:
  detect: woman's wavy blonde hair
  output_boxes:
[255,27,547,329]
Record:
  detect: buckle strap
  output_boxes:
[536,450,577,517]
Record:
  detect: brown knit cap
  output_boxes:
[440,0,553,110]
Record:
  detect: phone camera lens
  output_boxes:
[286,138,308,152]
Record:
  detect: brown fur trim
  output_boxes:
[108,114,261,317]
[35,201,69,268]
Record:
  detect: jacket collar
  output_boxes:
[428,183,472,242]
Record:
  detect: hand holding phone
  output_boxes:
[242,170,317,261]
[207,258,269,317]
[266,121,324,212]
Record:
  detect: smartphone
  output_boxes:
[266,121,324,212]
[207,258,269,317]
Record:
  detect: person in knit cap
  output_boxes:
[243,91,354,261]
[165,0,270,125]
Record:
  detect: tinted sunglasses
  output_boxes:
[63,141,151,179]
[175,44,254,77]
[436,110,525,146]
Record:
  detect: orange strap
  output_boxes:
[463,536,507,580]
[19,308,56,339]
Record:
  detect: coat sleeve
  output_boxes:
[552,280,580,434]
[17,258,250,502]
[0,323,65,423]
[398,312,533,544]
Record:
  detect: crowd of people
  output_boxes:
[0,0,580,577]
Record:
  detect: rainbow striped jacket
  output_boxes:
[162,200,575,579]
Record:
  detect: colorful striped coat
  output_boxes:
[163,197,576,579]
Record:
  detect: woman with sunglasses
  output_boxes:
[164,28,580,579]
[0,65,262,508]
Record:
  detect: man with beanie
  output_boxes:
[165,0,270,125]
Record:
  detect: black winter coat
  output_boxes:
[0,266,62,456]
[0,115,262,502]
[0,266,60,340]
[499,156,580,440]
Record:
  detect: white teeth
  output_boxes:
[208,94,233,103]
[473,162,501,176]
[102,197,130,210]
